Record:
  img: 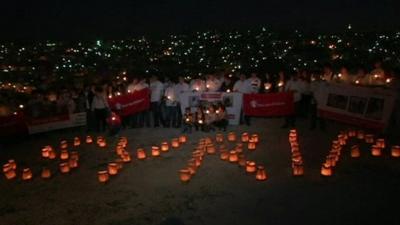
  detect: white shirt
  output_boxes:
[285,78,304,102]
[233,80,250,93]
[174,82,189,102]
[150,80,164,102]
[91,95,109,110]
[164,86,177,107]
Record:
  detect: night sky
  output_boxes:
[2,0,400,40]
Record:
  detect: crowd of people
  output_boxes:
[1,61,398,135]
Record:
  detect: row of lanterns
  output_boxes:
[288,129,304,176]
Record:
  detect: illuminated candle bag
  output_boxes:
[68,158,79,168]
[48,150,57,159]
[178,135,188,144]
[348,130,356,137]
[206,144,216,154]
[241,132,249,143]
[350,145,361,158]
[248,139,257,150]
[238,155,247,167]
[171,138,180,148]
[108,163,119,175]
[151,146,161,157]
[74,137,81,147]
[22,168,33,181]
[251,134,259,143]
[3,163,12,173]
[161,142,169,152]
[4,168,16,180]
[137,148,147,159]
[98,171,109,183]
[255,166,267,181]
[60,150,69,160]
[116,145,124,156]
[365,134,374,144]
[187,160,197,175]
[371,145,382,157]
[220,150,229,161]
[292,163,304,176]
[86,135,93,144]
[41,168,51,179]
[228,132,236,142]
[60,140,68,149]
[376,139,385,149]
[228,150,239,162]
[42,146,50,158]
[122,152,131,163]
[8,159,17,170]
[59,162,70,174]
[289,130,297,143]
[216,133,224,143]
[98,139,107,148]
[70,151,79,161]
[321,164,333,177]
[246,161,257,173]
[338,134,346,146]
[179,169,191,183]
[389,145,400,158]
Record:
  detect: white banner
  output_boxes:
[179,92,243,125]
[318,83,397,130]
[28,112,87,134]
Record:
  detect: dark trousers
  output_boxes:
[151,101,163,127]
[138,110,150,127]
[86,109,95,132]
[240,109,250,125]
[176,103,182,128]
[182,123,192,133]
[284,102,300,128]
[213,119,228,131]
[310,103,326,130]
[164,106,178,127]
[94,108,108,132]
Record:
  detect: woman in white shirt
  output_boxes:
[91,86,109,132]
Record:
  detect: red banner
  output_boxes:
[107,88,150,117]
[243,92,294,116]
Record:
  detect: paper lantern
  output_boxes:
[348,130,356,137]
[255,166,267,181]
[246,161,257,173]
[48,150,57,159]
[115,159,124,169]
[118,137,128,147]
[228,132,236,142]
[60,150,69,160]
[376,139,385,149]
[289,129,297,143]
[178,135,188,144]
[68,158,79,168]
[247,140,257,150]
[206,145,216,154]
[116,146,124,156]
[216,133,224,143]
[241,132,249,142]
[4,168,16,180]
[59,162,70,173]
[391,146,400,158]
[321,164,332,176]
[137,148,147,159]
[74,137,81,147]
[3,163,11,173]
[42,146,50,158]
[350,145,361,158]
[86,135,93,144]
[70,151,79,161]
[22,168,33,180]
[371,145,382,157]
[60,140,68,149]
[98,171,109,183]
[228,150,239,162]
[8,159,17,170]
[108,163,118,175]
[357,130,365,139]
[151,146,161,157]
[171,138,180,148]
[98,140,107,148]
[179,169,191,183]
[220,150,229,161]
[96,136,104,145]
[41,168,51,179]
[338,134,346,146]
[187,160,197,175]
[251,134,259,143]
[161,142,169,152]
[365,134,374,144]
[122,152,132,162]
[194,156,202,167]
[292,164,304,176]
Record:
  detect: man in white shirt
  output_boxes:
[174,76,189,127]
[282,73,304,128]
[149,75,164,127]
[164,80,178,127]
[247,73,261,93]
[233,74,251,125]
[309,75,327,130]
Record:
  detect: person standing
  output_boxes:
[149,75,164,127]
[206,74,222,92]
[233,74,251,125]
[281,73,304,128]
[309,75,326,130]
[174,76,189,127]
[164,80,178,128]
[248,72,261,93]
[91,86,110,132]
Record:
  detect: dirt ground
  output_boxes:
[1,117,400,225]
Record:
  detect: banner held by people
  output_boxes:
[243,92,294,117]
